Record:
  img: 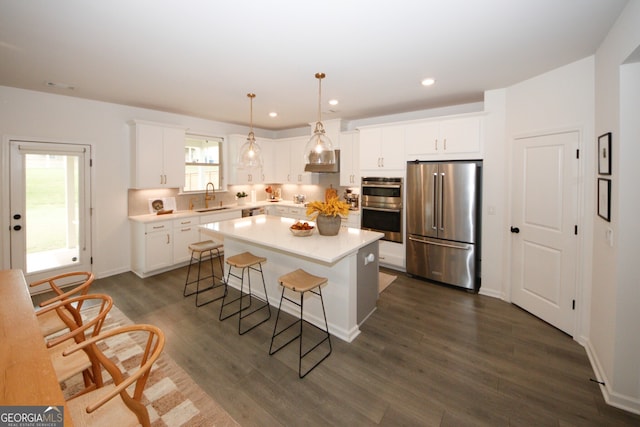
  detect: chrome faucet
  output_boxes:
[205,182,215,208]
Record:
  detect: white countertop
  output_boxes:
[200,214,382,264]
[129,200,359,223]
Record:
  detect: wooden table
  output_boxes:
[0,269,73,426]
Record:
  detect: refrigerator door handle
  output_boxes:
[432,172,438,230]
[409,235,471,250]
[439,172,445,231]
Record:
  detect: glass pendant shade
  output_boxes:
[238,93,262,169]
[239,132,262,169]
[304,72,335,165]
[304,122,336,164]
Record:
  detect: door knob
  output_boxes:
[510,226,520,234]
[13,225,22,231]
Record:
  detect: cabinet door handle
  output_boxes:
[443,138,447,150]
[435,139,438,151]
[166,234,170,244]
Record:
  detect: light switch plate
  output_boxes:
[606,227,614,247]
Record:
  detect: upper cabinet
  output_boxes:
[339,131,360,186]
[130,120,186,189]
[227,134,273,185]
[272,136,317,184]
[359,125,405,174]
[405,115,482,160]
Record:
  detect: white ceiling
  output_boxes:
[0,0,628,131]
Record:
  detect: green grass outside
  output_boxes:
[25,166,78,252]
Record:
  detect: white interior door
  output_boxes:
[510,131,579,335]
[9,140,92,293]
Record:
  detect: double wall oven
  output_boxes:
[360,177,403,243]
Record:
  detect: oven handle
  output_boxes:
[362,184,402,189]
[362,206,402,213]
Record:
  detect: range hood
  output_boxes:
[304,149,340,173]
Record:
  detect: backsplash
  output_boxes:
[127,174,357,216]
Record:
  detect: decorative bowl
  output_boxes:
[290,224,314,237]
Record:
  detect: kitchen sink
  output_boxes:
[195,207,230,213]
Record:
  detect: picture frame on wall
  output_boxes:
[598,132,612,175]
[598,178,611,222]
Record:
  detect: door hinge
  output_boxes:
[574,225,578,235]
[90,257,93,264]
[90,158,93,167]
[572,299,576,310]
[576,149,579,159]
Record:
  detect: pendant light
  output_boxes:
[238,93,262,169]
[303,72,335,165]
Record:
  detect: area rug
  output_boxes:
[59,305,239,427]
[379,272,397,293]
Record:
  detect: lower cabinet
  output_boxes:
[267,205,311,220]
[378,240,405,269]
[172,217,200,264]
[341,212,361,229]
[132,220,173,277]
[131,210,242,278]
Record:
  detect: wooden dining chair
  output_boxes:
[37,293,113,397]
[64,324,166,427]
[31,271,95,338]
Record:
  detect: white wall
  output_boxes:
[485,57,595,331]
[479,89,508,299]
[0,86,251,278]
[591,0,640,412]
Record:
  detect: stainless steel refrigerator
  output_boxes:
[406,161,482,291]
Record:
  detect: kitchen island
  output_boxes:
[200,215,383,342]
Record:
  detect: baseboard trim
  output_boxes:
[584,339,640,416]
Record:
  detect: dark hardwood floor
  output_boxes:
[41,266,640,426]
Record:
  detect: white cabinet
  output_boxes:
[131,220,173,277]
[260,139,276,183]
[131,209,243,278]
[130,120,186,188]
[273,137,316,184]
[267,205,311,220]
[379,240,404,269]
[405,116,482,160]
[359,126,405,173]
[339,131,360,186]
[341,211,360,229]
[227,134,271,185]
[172,217,200,264]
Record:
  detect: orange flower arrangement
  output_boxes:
[305,197,350,220]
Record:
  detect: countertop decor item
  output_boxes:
[236,191,248,205]
[306,197,350,236]
[290,221,314,237]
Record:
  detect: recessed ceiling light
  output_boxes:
[328,99,339,106]
[421,78,436,87]
[269,112,278,118]
[45,81,75,90]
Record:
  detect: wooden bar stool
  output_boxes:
[219,251,271,334]
[183,240,225,307]
[269,268,332,378]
